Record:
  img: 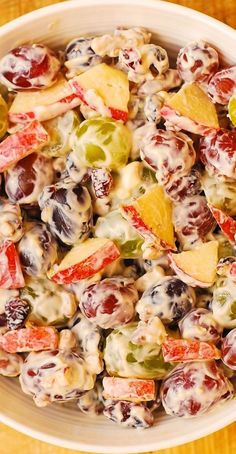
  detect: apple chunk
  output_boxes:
[121,185,176,251]
[209,205,236,244]
[49,238,120,284]
[162,338,221,362]
[102,377,156,402]
[169,241,218,287]
[0,327,58,353]
[9,76,80,123]
[0,120,48,172]
[0,240,25,289]
[161,83,219,135]
[69,63,129,121]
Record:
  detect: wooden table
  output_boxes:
[0,0,236,453]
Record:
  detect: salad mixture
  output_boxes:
[0,26,236,429]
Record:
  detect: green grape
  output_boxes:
[212,276,236,328]
[20,277,76,327]
[70,117,132,171]
[228,94,236,126]
[94,210,143,258]
[104,322,173,379]
[0,94,8,140]
[201,171,236,216]
[214,233,235,259]
[42,110,80,157]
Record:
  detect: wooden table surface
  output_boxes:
[0,0,236,453]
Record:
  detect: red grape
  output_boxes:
[177,40,219,83]
[0,44,60,90]
[208,66,236,105]
[179,308,223,344]
[79,277,138,329]
[5,153,54,205]
[222,329,236,370]
[199,129,236,178]
[140,129,196,185]
[164,170,201,202]
[160,361,233,417]
[173,195,215,249]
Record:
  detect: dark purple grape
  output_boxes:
[136,276,196,325]
[18,222,58,277]
[39,180,92,245]
[65,37,102,76]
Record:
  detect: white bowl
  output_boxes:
[0,0,236,451]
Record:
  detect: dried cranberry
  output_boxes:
[5,298,30,330]
[91,168,113,198]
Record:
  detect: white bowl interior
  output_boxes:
[0,1,236,452]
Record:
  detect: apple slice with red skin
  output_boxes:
[161,83,219,136]
[0,121,48,172]
[0,326,58,353]
[209,205,236,244]
[162,338,221,363]
[121,185,176,251]
[102,377,156,402]
[69,63,129,122]
[49,238,120,285]
[168,241,218,288]
[9,76,80,124]
[0,240,25,289]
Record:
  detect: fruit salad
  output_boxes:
[0,26,236,430]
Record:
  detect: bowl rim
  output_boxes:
[0,0,236,451]
[0,0,235,40]
[1,402,236,453]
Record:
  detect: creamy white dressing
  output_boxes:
[71,313,103,375]
[21,276,77,326]
[212,277,236,328]
[0,350,23,377]
[91,27,151,57]
[119,44,169,84]
[0,288,19,314]
[0,199,23,243]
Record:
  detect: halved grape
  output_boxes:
[70,117,132,171]
[228,94,236,127]
[104,322,173,379]
[0,94,8,140]
[42,110,80,157]
[94,210,143,258]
